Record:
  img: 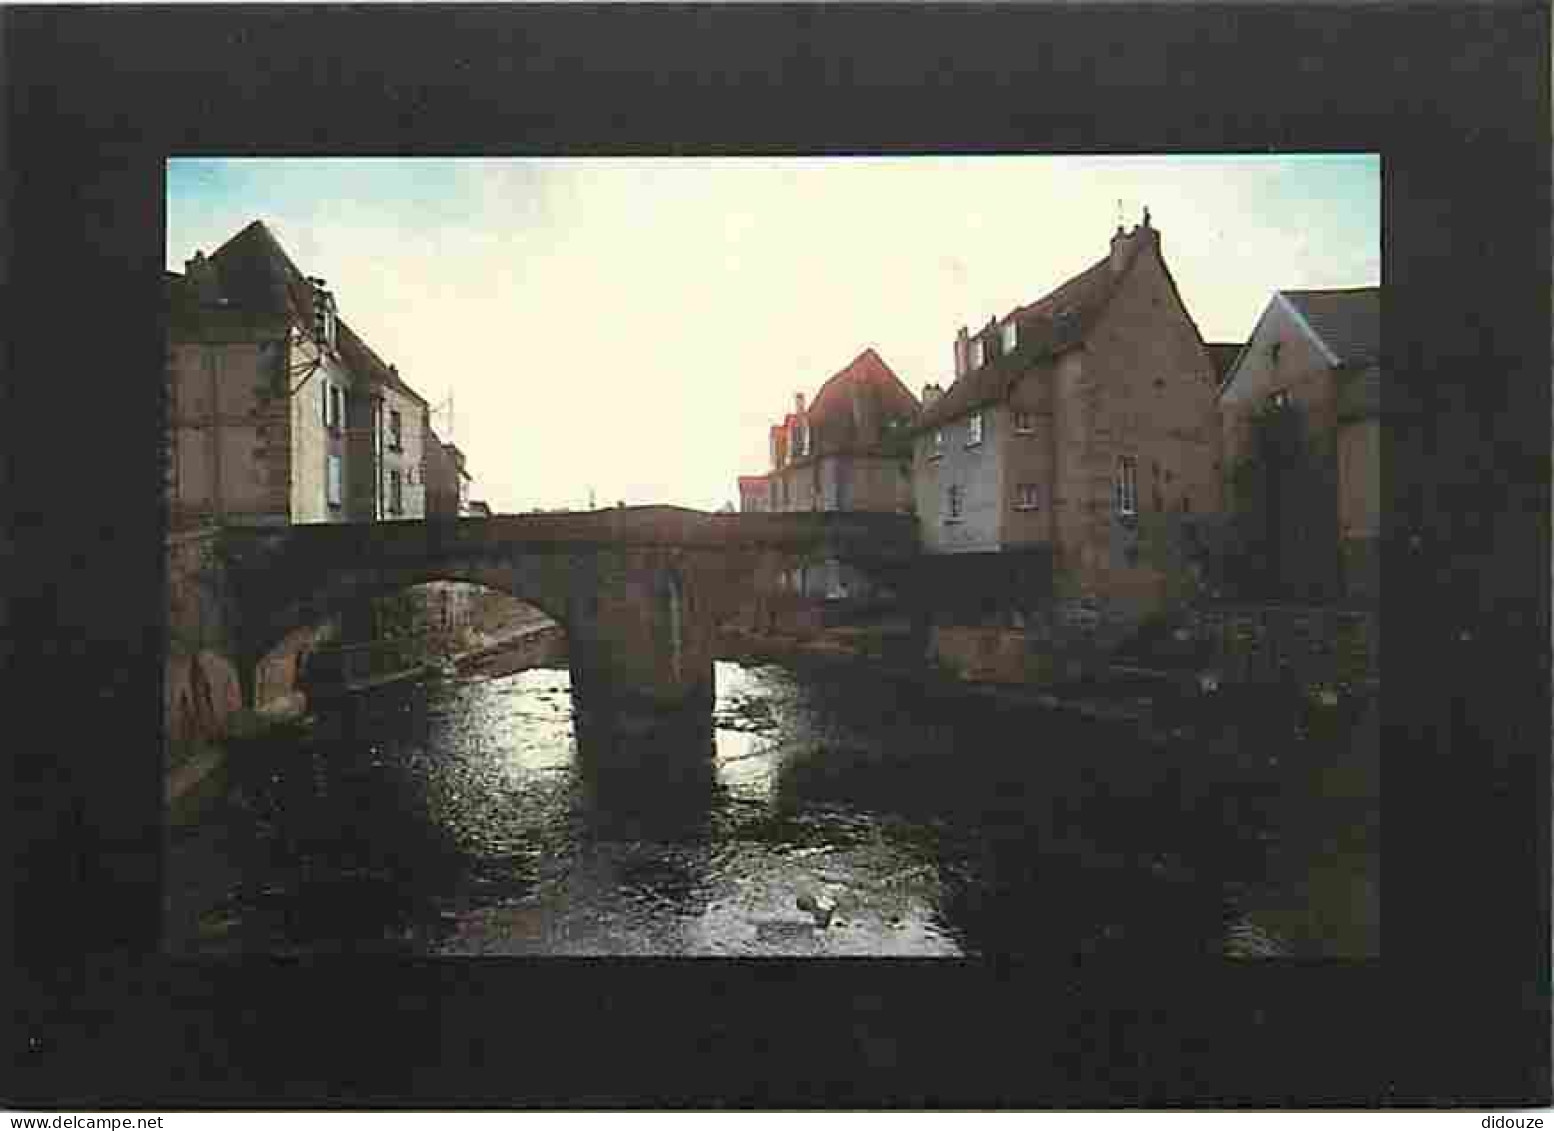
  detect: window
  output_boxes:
[324,383,343,433]
[1114,456,1138,516]
[1014,410,1035,434]
[969,338,985,369]
[946,484,963,521]
[1001,320,1018,354]
[1013,483,1041,510]
[327,454,342,508]
[966,412,984,447]
[389,409,402,451]
[930,429,945,459]
[390,468,403,515]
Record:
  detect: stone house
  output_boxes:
[339,327,428,520]
[165,220,431,528]
[1218,287,1379,604]
[742,348,919,598]
[910,214,1223,642]
[419,424,494,643]
[423,425,472,519]
[769,349,919,515]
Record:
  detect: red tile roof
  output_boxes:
[807,348,920,422]
[778,348,920,461]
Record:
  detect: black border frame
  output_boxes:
[3,1,1549,1109]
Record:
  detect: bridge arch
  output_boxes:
[242,561,575,694]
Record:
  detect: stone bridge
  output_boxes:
[205,506,920,731]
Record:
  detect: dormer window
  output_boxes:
[309,278,337,352]
[389,409,403,451]
[1001,320,1018,354]
[966,412,984,447]
[969,338,985,370]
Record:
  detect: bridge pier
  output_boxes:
[565,554,717,740]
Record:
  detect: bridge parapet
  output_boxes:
[217,506,919,569]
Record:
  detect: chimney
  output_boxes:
[1139,206,1159,255]
[795,392,806,416]
[185,250,221,304]
[1110,225,1130,276]
[954,327,970,377]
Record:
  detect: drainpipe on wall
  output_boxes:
[373,393,384,520]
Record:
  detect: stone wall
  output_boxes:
[1073,235,1224,609]
[255,621,338,714]
[166,528,242,744]
[167,526,326,743]
[166,648,244,745]
[169,336,293,527]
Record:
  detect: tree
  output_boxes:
[1227,400,1339,602]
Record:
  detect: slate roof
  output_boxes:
[171,219,430,406]
[1281,287,1380,368]
[913,226,1156,432]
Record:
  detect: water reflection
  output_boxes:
[170,658,1283,959]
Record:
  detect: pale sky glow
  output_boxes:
[167,155,1378,514]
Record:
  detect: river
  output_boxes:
[166,657,1313,958]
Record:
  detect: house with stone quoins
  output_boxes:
[739,348,919,598]
[910,213,1224,640]
[165,219,430,529]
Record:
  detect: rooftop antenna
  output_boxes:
[429,391,454,442]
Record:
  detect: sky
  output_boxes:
[167,155,1378,515]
